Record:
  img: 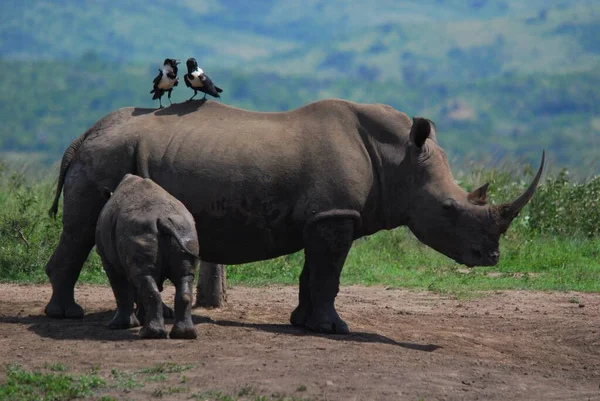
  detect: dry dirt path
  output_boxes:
[0,283,599,400]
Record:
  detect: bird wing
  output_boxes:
[184,74,192,88]
[151,69,163,93]
[201,74,220,96]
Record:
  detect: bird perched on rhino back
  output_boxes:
[150,58,180,108]
[184,57,223,101]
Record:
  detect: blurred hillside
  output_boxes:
[0,0,599,175]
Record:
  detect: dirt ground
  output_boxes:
[0,283,599,401]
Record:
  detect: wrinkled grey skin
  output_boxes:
[46,99,544,334]
[95,174,199,339]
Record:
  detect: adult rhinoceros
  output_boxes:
[45,99,544,334]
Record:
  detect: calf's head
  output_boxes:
[404,118,544,267]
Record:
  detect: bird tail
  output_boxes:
[215,86,223,93]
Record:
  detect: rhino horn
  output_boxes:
[499,150,545,227]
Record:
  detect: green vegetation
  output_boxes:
[138,362,195,375]
[0,363,311,401]
[42,363,67,373]
[0,364,104,401]
[0,160,598,294]
[109,368,144,390]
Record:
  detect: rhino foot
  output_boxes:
[169,323,197,340]
[290,304,310,327]
[305,314,349,335]
[44,299,84,319]
[108,313,140,330]
[139,325,168,339]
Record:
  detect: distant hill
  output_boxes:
[0,0,599,175]
[2,0,598,80]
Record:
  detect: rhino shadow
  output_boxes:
[0,312,138,341]
[131,99,207,117]
[1,313,439,350]
[191,315,441,352]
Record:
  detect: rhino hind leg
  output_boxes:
[44,230,91,319]
[169,273,197,339]
[294,218,354,335]
[135,275,168,339]
[103,261,140,329]
[135,275,174,324]
[45,175,106,319]
[135,301,174,325]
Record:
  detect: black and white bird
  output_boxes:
[150,58,180,108]
[183,58,223,101]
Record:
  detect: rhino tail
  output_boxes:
[48,128,94,218]
[157,217,200,258]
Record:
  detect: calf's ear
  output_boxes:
[410,117,432,148]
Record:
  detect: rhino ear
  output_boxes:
[410,117,431,148]
[467,183,490,205]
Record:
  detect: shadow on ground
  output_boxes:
[191,315,441,352]
[0,312,440,351]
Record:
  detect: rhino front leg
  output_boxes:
[134,275,168,339]
[169,274,197,339]
[290,264,311,327]
[299,218,354,334]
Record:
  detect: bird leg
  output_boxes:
[187,91,197,102]
[168,90,173,105]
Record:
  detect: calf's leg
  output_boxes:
[102,259,139,329]
[169,273,197,339]
[134,275,168,339]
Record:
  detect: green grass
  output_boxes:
[138,362,195,375]
[228,231,600,295]
[109,368,144,390]
[0,364,104,401]
[0,363,312,401]
[0,161,598,295]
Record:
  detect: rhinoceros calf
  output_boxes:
[95,174,199,339]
